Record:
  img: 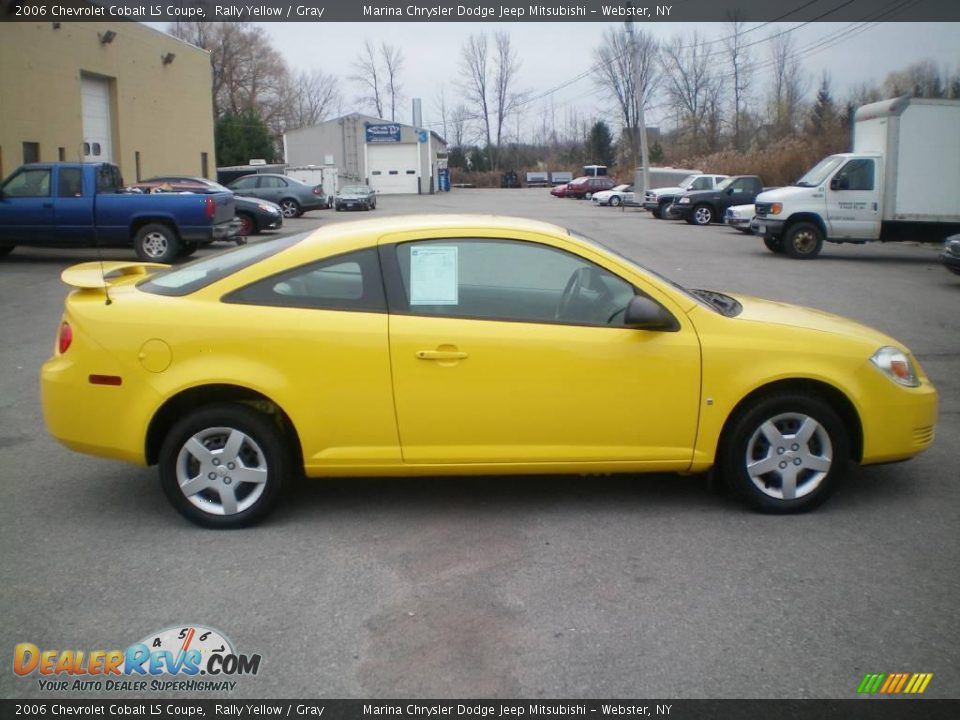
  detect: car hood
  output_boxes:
[728,293,895,346]
[235,196,280,212]
[680,189,721,202]
[756,185,818,204]
[648,185,683,196]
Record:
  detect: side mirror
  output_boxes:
[624,296,678,331]
[830,176,849,191]
[726,187,735,195]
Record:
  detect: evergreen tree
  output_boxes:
[215,110,275,167]
[587,121,615,167]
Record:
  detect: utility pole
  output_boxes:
[626,10,651,198]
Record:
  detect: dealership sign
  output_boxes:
[366,124,402,143]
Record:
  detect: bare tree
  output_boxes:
[281,69,341,130]
[351,40,384,118]
[767,33,809,138]
[593,25,659,166]
[492,32,523,168]
[459,34,493,159]
[434,84,450,142]
[660,31,720,156]
[883,59,947,98]
[449,104,470,148]
[381,42,404,122]
[724,14,753,151]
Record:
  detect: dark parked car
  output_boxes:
[943,234,960,275]
[131,176,283,238]
[227,173,327,218]
[334,185,377,211]
[673,175,765,226]
[566,176,617,200]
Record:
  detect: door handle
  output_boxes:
[416,350,468,361]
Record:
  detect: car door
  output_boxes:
[53,167,94,245]
[825,158,881,239]
[382,234,702,469]
[258,176,286,204]
[228,176,260,199]
[0,166,54,244]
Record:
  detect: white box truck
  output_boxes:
[752,97,960,258]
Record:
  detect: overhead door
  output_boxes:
[367,143,418,194]
[81,75,113,163]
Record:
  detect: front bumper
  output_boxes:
[750,217,786,238]
[941,250,960,275]
[725,215,751,228]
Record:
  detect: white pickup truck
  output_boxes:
[753,97,960,258]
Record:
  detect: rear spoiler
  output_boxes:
[61,261,169,290]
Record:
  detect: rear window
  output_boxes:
[139,235,304,296]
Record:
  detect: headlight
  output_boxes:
[870,346,920,387]
[768,203,783,215]
[678,197,691,204]
[258,203,278,213]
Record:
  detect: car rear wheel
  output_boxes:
[783,222,824,259]
[0,245,14,257]
[159,403,289,529]
[134,223,179,264]
[237,213,256,236]
[279,199,301,218]
[692,204,714,225]
[721,394,849,513]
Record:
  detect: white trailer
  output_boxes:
[753,97,960,258]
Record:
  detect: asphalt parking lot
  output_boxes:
[1,189,958,700]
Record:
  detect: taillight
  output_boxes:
[313,186,322,195]
[205,196,216,219]
[58,322,73,354]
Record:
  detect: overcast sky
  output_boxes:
[155,21,959,135]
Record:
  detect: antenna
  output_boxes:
[93,162,111,305]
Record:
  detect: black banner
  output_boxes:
[2,700,960,720]
[1,0,960,23]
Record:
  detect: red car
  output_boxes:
[550,183,570,198]
[566,176,617,199]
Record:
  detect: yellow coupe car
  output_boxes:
[40,216,938,527]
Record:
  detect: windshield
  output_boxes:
[795,156,845,187]
[341,186,368,194]
[678,174,698,188]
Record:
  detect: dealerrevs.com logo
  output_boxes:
[13,625,261,692]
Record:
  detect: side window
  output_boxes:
[230,177,258,190]
[690,177,711,190]
[260,176,286,189]
[2,168,51,197]
[58,168,83,197]
[96,165,120,194]
[836,160,874,191]
[224,248,386,312]
[730,179,749,193]
[393,239,637,327]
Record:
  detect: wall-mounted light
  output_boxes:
[161,52,176,66]
[98,30,116,45]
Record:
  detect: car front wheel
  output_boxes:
[721,394,849,513]
[610,196,621,207]
[159,403,289,528]
[783,222,824,259]
[692,204,714,225]
[279,199,301,218]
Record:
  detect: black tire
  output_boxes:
[158,403,290,529]
[720,393,849,514]
[335,204,342,212]
[134,223,180,263]
[179,241,199,258]
[237,212,257,236]
[737,228,754,235]
[610,196,622,207]
[764,237,785,253]
[783,222,824,259]
[691,204,714,226]
[0,245,14,257]
[651,207,663,219]
[279,199,301,219]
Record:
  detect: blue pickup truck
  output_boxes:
[0,162,235,262]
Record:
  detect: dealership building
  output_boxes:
[283,112,448,195]
[0,19,215,183]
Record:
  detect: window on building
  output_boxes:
[58,147,66,161]
[201,152,209,179]
[22,142,40,164]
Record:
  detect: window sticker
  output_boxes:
[409,246,458,305]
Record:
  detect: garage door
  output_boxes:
[81,75,113,163]
[368,144,418,194]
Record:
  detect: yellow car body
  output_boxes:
[40,215,937,526]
